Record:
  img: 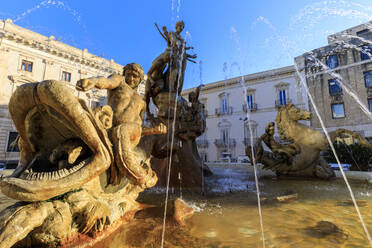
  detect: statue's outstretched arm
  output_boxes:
[76,75,122,91]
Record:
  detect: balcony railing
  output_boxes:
[243,138,258,146]
[367,87,372,97]
[214,138,236,148]
[196,139,209,148]
[275,99,292,108]
[242,103,258,112]
[215,107,233,116]
[330,92,343,103]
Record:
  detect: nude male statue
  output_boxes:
[76,63,165,187]
[147,21,196,95]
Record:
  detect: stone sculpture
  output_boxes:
[0,20,208,246]
[145,21,211,188]
[245,103,370,179]
[0,63,175,247]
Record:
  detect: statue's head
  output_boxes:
[285,103,312,121]
[188,91,196,102]
[123,63,144,89]
[176,20,185,33]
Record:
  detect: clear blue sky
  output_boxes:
[1,0,372,89]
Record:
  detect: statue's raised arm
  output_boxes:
[76,74,123,91]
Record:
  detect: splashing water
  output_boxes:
[255,15,372,247]
[12,0,83,27]
[222,62,229,79]
[230,27,266,247]
[290,0,372,31]
[161,5,186,244]
[240,76,266,248]
[178,172,182,199]
[199,60,203,84]
[305,52,372,120]
[198,60,206,195]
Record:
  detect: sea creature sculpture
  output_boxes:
[246,103,369,179]
[0,79,167,248]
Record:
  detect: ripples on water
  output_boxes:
[93,164,372,248]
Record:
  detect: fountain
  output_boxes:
[0,4,372,247]
[245,103,372,179]
[145,21,212,190]
[0,20,210,248]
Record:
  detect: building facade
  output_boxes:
[295,21,372,138]
[182,66,307,162]
[0,19,123,166]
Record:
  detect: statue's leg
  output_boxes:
[66,190,111,234]
[315,157,335,179]
[112,123,157,187]
[0,202,54,248]
[177,58,187,94]
[148,52,167,76]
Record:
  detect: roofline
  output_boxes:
[0,19,123,73]
[182,65,295,95]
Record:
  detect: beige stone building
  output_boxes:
[0,19,123,167]
[182,66,307,162]
[295,21,372,138]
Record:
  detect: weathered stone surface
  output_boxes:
[173,198,195,226]
[0,21,207,247]
[246,104,369,180]
[0,63,168,248]
[145,21,211,188]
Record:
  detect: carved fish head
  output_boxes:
[0,81,113,201]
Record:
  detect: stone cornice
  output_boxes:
[0,19,123,74]
[182,65,296,95]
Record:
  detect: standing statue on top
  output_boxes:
[145,21,211,188]
[146,21,196,98]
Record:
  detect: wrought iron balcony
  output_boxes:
[215,107,233,116]
[367,87,372,97]
[242,103,257,112]
[243,138,258,146]
[330,92,343,103]
[214,138,236,148]
[275,99,292,108]
[196,139,209,148]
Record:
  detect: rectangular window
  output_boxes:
[279,90,287,105]
[21,60,33,72]
[361,45,372,61]
[246,95,253,108]
[328,79,342,95]
[62,71,71,82]
[369,99,372,112]
[7,132,20,152]
[221,129,229,143]
[364,71,372,88]
[357,29,369,36]
[326,55,339,69]
[331,103,345,119]
[221,97,227,113]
